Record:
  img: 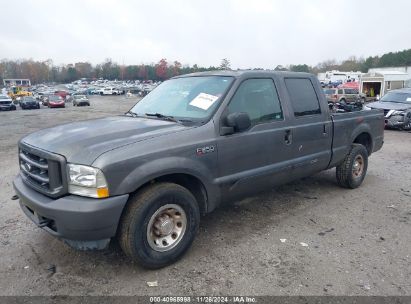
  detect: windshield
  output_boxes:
[0,95,10,99]
[324,89,336,94]
[49,95,62,101]
[23,97,35,102]
[74,95,86,99]
[380,92,411,104]
[129,76,234,121]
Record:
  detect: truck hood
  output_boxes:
[21,116,190,164]
[367,101,411,111]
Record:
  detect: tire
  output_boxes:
[361,97,366,104]
[119,182,200,269]
[336,144,368,189]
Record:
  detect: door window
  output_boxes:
[227,79,283,126]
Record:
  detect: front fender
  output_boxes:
[111,156,221,211]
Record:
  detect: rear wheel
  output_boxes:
[336,144,368,189]
[119,183,200,269]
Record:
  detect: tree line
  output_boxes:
[0,58,222,84]
[1,49,411,84]
[287,48,411,74]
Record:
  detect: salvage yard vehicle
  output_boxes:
[72,95,90,106]
[365,88,411,130]
[20,96,40,110]
[324,88,365,103]
[0,94,16,111]
[101,87,121,95]
[13,71,384,269]
[8,86,32,101]
[54,90,70,100]
[47,95,65,108]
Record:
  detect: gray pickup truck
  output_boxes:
[13,71,384,268]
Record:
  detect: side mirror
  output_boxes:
[221,112,251,135]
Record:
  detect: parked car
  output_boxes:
[73,95,90,106]
[47,95,65,108]
[40,93,53,106]
[13,71,384,269]
[101,87,121,95]
[365,88,411,130]
[324,88,366,103]
[54,90,70,100]
[20,96,40,110]
[0,94,16,111]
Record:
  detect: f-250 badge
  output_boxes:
[196,145,215,156]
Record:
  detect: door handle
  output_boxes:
[284,129,292,145]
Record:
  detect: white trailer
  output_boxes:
[359,71,409,101]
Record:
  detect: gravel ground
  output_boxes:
[0,95,410,296]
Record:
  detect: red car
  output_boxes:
[54,90,69,99]
[48,95,65,108]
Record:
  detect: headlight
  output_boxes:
[67,164,109,198]
[392,110,405,116]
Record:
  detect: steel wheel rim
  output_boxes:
[352,155,364,178]
[147,204,187,252]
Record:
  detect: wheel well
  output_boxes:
[137,174,208,215]
[353,132,372,155]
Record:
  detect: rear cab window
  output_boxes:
[284,78,321,117]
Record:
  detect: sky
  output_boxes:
[0,0,410,69]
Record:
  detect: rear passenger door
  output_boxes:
[283,77,332,178]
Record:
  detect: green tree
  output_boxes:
[219,58,231,70]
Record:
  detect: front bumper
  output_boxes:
[22,103,39,109]
[49,103,65,108]
[385,114,410,128]
[13,175,129,249]
[0,105,16,111]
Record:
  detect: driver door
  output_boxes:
[216,78,294,202]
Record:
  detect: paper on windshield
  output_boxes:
[189,93,219,110]
[407,97,411,102]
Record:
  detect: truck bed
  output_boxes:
[329,109,384,168]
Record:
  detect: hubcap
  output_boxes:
[352,155,364,178]
[147,204,187,252]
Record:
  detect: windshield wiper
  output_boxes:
[125,110,139,117]
[145,112,179,123]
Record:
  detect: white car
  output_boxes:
[101,87,121,95]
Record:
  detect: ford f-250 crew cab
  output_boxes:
[13,71,384,268]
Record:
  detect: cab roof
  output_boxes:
[174,70,314,79]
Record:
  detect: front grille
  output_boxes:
[19,143,67,198]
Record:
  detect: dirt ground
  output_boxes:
[0,95,410,296]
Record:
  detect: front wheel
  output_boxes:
[336,144,368,189]
[119,183,200,269]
